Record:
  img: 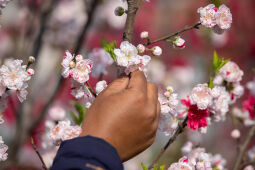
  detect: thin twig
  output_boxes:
[86,81,97,97]
[148,117,188,169]
[31,137,48,170]
[233,125,255,170]
[146,22,201,46]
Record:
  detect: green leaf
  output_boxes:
[211,0,221,7]
[101,38,117,60]
[159,165,165,170]
[141,163,148,170]
[212,50,230,73]
[208,76,214,89]
[70,101,87,125]
[153,164,157,170]
[70,111,80,125]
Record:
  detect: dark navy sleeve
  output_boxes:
[51,136,123,170]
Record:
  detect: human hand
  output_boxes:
[80,70,160,161]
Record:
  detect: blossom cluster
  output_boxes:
[198,4,232,34]
[168,141,227,170]
[158,86,180,136]
[181,60,244,131]
[0,116,8,161]
[114,41,151,75]
[0,58,35,112]
[49,120,82,145]
[61,51,96,107]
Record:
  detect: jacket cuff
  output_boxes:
[55,135,123,170]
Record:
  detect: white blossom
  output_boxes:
[0,136,8,161]
[152,46,162,56]
[140,31,149,39]
[88,48,114,78]
[231,129,241,138]
[197,4,217,28]
[218,61,243,83]
[49,106,66,121]
[173,36,186,49]
[190,84,213,110]
[61,51,75,78]
[49,120,82,145]
[0,59,31,90]
[137,44,145,54]
[215,4,232,30]
[95,80,107,95]
[71,58,93,84]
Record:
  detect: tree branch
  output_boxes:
[148,117,188,169]
[146,22,201,46]
[233,125,255,170]
[123,0,140,42]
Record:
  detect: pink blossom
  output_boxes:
[243,96,255,119]
[197,4,217,28]
[215,4,232,30]
[137,44,145,54]
[152,46,162,56]
[231,129,241,138]
[61,51,74,78]
[218,61,243,83]
[49,106,66,121]
[0,136,8,161]
[244,166,254,170]
[181,99,209,130]
[190,84,213,110]
[173,36,186,49]
[95,80,107,95]
[49,120,82,145]
[72,59,93,84]
[88,48,114,78]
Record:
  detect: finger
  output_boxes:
[104,76,129,95]
[147,82,158,104]
[152,101,161,131]
[128,70,147,94]
[156,101,160,120]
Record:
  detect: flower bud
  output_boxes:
[173,36,186,49]
[152,46,162,56]
[140,31,149,39]
[28,56,35,63]
[27,68,35,75]
[166,86,174,93]
[231,129,240,139]
[114,6,125,16]
[75,55,83,62]
[137,44,145,53]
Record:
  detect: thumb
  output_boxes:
[104,76,129,95]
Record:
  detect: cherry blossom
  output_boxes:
[181,98,209,130]
[0,0,10,9]
[168,161,194,170]
[190,84,213,110]
[140,31,149,39]
[197,4,217,28]
[49,106,66,121]
[137,44,145,54]
[215,5,232,30]
[0,59,31,90]
[217,61,243,83]
[88,48,114,78]
[114,41,151,75]
[243,95,255,119]
[152,46,162,56]
[61,51,74,78]
[0,136,8,161]
[49,120,82,145]
[71,58,93,84]
[244,166,254,170]
[231,129,241,139]
[95,80,107,95]
[173,36,186,49]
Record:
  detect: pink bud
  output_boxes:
[140,31,149,39]
[152,46,162,56]
[27,68,35,75]
[231,129,240,138]
[137,44,145,53]
[173,36,185,49]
